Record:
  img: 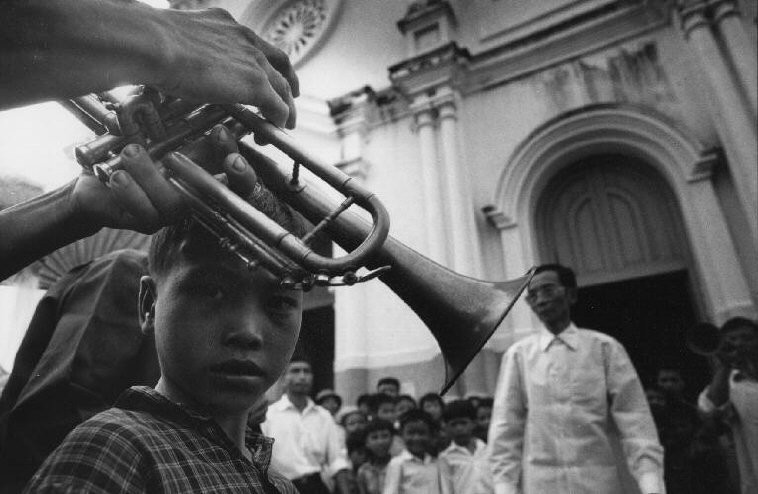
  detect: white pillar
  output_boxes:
[711,0,758,116]
[685,169,757,322]
[414,107,449,264]
[438,98,481,277]
[679,2,758,245]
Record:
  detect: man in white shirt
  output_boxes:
[262,356,352,494]
[489,264,664,494]
[697,317,758,494]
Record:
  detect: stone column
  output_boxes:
[414,106,449,264]
[438,98,480,277]
[710,0,758,115]
[678,2,758,245]
[685,158,757,322]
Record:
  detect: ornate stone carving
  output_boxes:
[262,0,341,67]
[167,0,211,10]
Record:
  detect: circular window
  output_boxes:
[261,0,342,67]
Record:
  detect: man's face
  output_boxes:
[657,370,685,397]
[146,252,302,415]
[377,383,399,397]
[525,270,575,328]
[446,417,474,446]
[284,361,313,395]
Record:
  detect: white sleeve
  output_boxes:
[605,340,665,494]
[488,348,526,494]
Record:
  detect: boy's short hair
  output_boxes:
[363,418,395,438]
[419,392,444,408]
[346,430,366,455]
[339,409,366,428]
[372,393,396,410]
[377,376,400,389]
[442,400,476,422]
[356,393,372,408]
[399,409,437,432]
[533,263,577,289]
[148,184,305,278]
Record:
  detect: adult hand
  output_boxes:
[156,8,299,129]
[71,125,257,234]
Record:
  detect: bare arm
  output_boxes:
[1,0,298,127]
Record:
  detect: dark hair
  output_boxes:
[357,393,372,408]
[721,317,758,335]
[442,399,476,422]
[377,377,400,389]
[363,418,395,438]
[399,409,437,432]
[533,263,577,289]
[372,393,396,411]
[148,184,305,279]
[419,392,444,408]
[476,397,493,409]
[396,394,417,407]
[340,409,367,428]
[346,430,366,455]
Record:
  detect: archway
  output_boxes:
[535,153,705,392]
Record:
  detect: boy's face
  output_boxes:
[377,402,397,423]
[446,417,475,446]
[320,396,340,416]
[365,429,392,459]
[395,399,415,418]
[402,420,431,458]
[422,400,442,420]
[143,251,302,415]
[377,383,399,397]
[344,413,367,435]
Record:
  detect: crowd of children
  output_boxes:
[314,378,495,494]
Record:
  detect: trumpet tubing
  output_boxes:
[63,87,531,394]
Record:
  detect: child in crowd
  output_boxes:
[357,394,373,418]
[357,419,395,494]
[439,400,493,494]
[374,393,398,424]
[25,142,306,492]
[383,410,440,494]
[395,394,417,420]
[419,392,449,454]
[340,408,369,437]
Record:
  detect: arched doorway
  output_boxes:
[535,153,707,395]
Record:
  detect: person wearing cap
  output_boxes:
[316,388,343,418]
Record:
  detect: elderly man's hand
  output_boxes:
[155,8,299,129]
[71,125,256,234]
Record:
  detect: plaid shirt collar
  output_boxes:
[116,386,276,469]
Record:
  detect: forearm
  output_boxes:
[0,182,98,280]
[333,469,353,494]
[1,0,165,109]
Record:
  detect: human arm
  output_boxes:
[438,454,454,494]
[381,458,401,494]
[0,125,252,281]
[605,340,664,494]
[2,0,298,128]
[488,349,526,494]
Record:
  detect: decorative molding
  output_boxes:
[481,205,516,230]
[397,0,457,34]
[463,2,667,94]
[389,42,471,98]
[687,148,721,182]
[167,0,212,10]
[260,0,343,68]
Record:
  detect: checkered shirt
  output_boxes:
[24,386,297,493]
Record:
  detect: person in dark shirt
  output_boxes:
[25,136,306,492]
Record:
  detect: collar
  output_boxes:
[275,393,317,414]
[445,438,485,455]
[539,323,578,352]
[398,449,435,465]
[116,386,275,470]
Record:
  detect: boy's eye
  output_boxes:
[267,295,300,313]
[190,282,225,301]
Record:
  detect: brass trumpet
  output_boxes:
[63,87,532,394]
[66,88,391,289]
